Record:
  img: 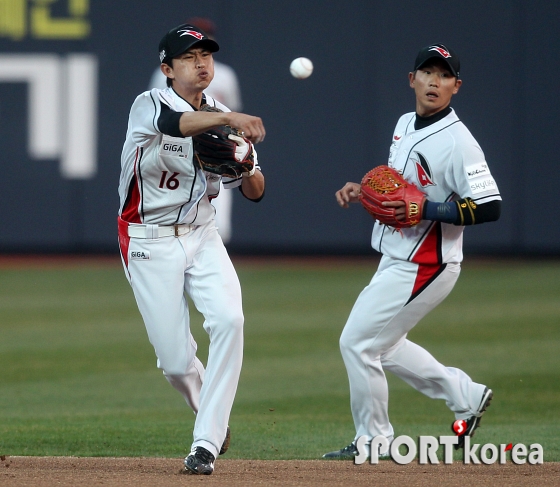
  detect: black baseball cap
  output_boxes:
[159,23,219,63]
[413,44,460,77]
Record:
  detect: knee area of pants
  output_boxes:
[157,353,196,376]
[340,330,384,357]
[159,363,190,376]
[339,332,359,355]
[213,312,244,334]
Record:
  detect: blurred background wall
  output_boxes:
[0,0,558,255]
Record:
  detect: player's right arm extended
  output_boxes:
[157,107,265,144]
[178,111,265,143]
[423,198,501,225]
[153,94,265,143]
[156,103,231,137]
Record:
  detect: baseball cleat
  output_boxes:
[323,441,359,460]
[219,425,231,455]
[184,446,215,475]
[453,387,494,450]
[323,441,391,460]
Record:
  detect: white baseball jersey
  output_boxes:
[371,108,501,264]
[118,88,256,225]
[148,61,243,244]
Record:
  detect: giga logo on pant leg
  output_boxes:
[355,435,543,465]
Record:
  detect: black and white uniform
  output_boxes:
[118,87,260,458]
[340,108,501,446]
[148,62,243,243]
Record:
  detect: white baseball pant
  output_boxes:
[119,219,243,458]
[339,255,487,443]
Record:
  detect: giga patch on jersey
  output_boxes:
[130,250,151,260]
[160,135,191,159]
[161,143,188,157]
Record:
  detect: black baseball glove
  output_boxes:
[192,105,255,178]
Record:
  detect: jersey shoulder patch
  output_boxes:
[465,162,491,179]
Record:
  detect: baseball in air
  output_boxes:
[290,57,313,79]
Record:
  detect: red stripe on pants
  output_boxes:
[117,217,131,267]
[412,263,443,297]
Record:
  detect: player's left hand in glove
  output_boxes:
[358,165,426,229]
[193,104,255,178]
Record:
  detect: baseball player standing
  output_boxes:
[324,44,501,460]
[118,23,265,475]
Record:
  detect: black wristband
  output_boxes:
[423,198,501,226]
[423,200,459,224]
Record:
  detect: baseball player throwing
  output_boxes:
[324,44,501,460]
[149,17,243,245]
[118,23,265,475]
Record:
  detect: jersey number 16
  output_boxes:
[159,171,180,190]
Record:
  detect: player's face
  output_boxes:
[408,60,462,117]
[164,48,215,95]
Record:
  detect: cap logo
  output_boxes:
[428,46,451,58]
[178,29,204,40]
[159,49,166,62]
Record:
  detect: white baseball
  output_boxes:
[290,57,313,79]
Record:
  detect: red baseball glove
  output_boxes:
[359,165,425,229]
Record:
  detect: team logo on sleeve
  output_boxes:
[411,152,435,187]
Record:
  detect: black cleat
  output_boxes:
[323,442,359,460]
[323,440,390,460]
[454,387,494,450]
[184,446,215,475]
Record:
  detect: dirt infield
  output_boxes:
[1,457,558,487]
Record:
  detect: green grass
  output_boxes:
[0,258,559,461]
